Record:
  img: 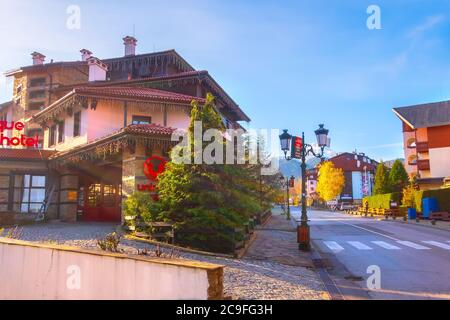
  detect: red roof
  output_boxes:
[0,148,56,161]
[73,86,205,104]
[122,123,176,136]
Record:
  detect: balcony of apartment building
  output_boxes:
[416,141,429,153]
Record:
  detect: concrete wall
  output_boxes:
[0,238,223,300]
[429,147,450,178]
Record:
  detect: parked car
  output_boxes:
[339,202,353,211]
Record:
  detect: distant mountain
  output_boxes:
[278,146,337,178]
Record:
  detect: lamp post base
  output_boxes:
[297,225,310,251]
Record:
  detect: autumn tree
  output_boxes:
[388,159,409,193]
[316,161,345,201]
[374,162,390,194]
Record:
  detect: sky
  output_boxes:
[1,0,450,161]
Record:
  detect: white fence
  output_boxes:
[0,238,223,300]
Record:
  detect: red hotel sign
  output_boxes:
[0,121,39,147]
[137,156,167,193]
[290,136,303,159]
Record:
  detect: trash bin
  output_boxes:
[407,208,416,220]
[422,198,439,219]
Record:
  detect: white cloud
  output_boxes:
[407,14,446,39]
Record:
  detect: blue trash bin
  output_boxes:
[422,198,439,219]
[408,208,416,220]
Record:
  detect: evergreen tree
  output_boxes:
[374,162,390,194]
[388,159,409,193]
[155,93,278,253]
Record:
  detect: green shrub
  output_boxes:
[413,188,450,212]
[363,192,402,209]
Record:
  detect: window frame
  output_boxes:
[131,115,152,125]
[11,173,47,214]
[57,120,65,144]
[49,125,57,146]
[73,111,81,137]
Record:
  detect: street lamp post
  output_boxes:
[279,124,330,251]
[280,175,295,220]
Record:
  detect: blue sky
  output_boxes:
[1,0,450,161]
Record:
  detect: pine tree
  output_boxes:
[374,162,390,194]
[388,159,409,193]
[155,93,277,253]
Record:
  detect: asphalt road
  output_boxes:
[290,207,450,300]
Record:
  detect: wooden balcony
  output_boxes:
[416,141,429,153]
[417,159,430,171]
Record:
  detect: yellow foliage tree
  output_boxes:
[316,161,345,201]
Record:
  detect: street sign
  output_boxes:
[289,176,295,188]
[290,136,303,159]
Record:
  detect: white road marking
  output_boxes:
[347,241,372,250]
[335,220,400,241]
[323,241,344,252]
[396,241,430,250]
[422,241,450,250]
[371,241,401,250]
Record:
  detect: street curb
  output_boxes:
[310,242,342,301]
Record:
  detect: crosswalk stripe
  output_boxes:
[347,241,372,250]
[422,241,450,250]
[396,241,430,250]
[371,241,401,250]
[323,241,344,252]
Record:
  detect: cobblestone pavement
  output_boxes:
[3,211,329,300]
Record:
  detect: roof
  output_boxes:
[0,148,56,161]
[4,61,87,76]
[393,100,450,129]
[62,70,250,122]
[122,123,176,136]
[50,123,177,160]
[33,85,204,122]
[3,49,193,77]
[73,86,205,104]
[326,152,378,172]
[0,100,12,112]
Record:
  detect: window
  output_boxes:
[16,84,22,94]
[28,102,44,111]
[29,90,45,100]
[29,77,46,88]
[132,115,151,125]
[13,174,46,213]
[27,129,42,148]
[103,185,117,207]
[87,184,102,207]
[73,111,81,137]
[57,121,65,143]
[49,125,56,146]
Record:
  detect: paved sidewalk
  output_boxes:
[245,207,314,268]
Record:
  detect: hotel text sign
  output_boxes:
[137,156,167,193]
[0,121,39,147]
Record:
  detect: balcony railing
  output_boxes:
[416,142,429,153]
[417,159,430,171]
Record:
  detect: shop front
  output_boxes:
[0,124,174,225]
